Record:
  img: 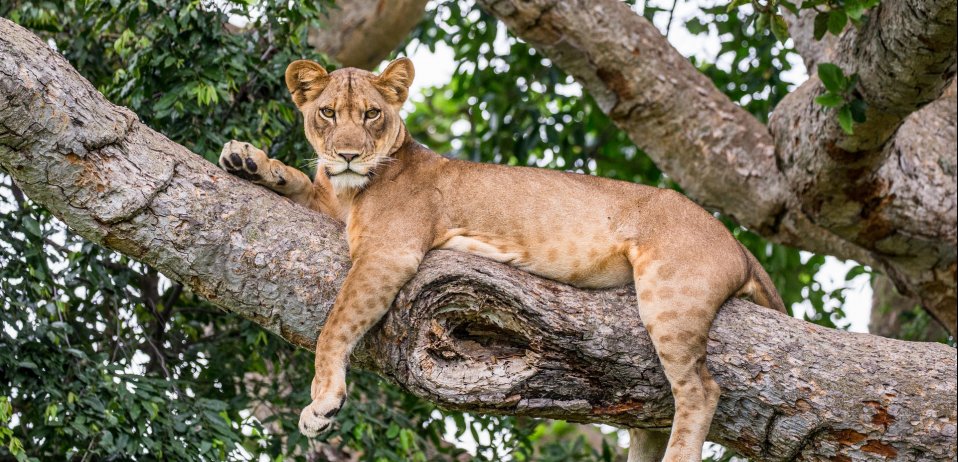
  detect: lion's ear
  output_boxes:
[285,60,329,109]
[374,58,415,106]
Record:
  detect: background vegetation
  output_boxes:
[1,0,924,460]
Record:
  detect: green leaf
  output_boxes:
[845,264,870,281]
[827,9,848,35]
[22,216,41,237]
[838,105,855,134]
[399,429,412,451]
[817,63,847,93]
[779,0,800,15]
[813,12,829,40]
[771,14,790,42]
[845,0,865,20]
[386,423,400,439]
[755,12,770,31]
[814,92,844,107]
[685,17,709,35]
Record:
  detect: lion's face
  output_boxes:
[285,58,415,191]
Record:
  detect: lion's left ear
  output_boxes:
[374,58,415,106]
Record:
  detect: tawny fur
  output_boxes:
[219,58,786,462]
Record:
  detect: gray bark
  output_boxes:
[476,0,958,336]
[308,0,428,70]
[2,18,956,460]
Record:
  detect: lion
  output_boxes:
[219,58,786,462]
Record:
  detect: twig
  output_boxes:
[665,0,680,37]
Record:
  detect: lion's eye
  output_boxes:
[364,109,381,120]
[320,108,335,118]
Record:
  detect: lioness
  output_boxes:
[219,58,785,462]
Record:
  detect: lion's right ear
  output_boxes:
[285,60,329,109]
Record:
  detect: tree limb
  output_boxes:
[308,0,428,69]
[769,0,957,331]
[1,18,956,460]
[784,0,958,331]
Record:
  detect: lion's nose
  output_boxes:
[338,153,359,163]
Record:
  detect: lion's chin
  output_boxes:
[329,171,370,191]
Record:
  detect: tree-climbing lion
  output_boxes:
[219,58,787,462]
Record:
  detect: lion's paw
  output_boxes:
[298,394,346,438]
[219,140,269,183]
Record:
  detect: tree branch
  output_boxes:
[308,0,429,69]
[1,18,956,460]
[769,0,957,331]
[784,0,956,147]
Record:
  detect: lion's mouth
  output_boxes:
[326,167,369,177]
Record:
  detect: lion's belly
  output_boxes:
[436,229,633,289]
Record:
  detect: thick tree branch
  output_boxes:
[786,0,956,115]
[308,0,428,69]
[770,0,957,331]
[786,6,958,332]
[2,18,956,459]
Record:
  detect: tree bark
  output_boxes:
[1,19,956,460]
[475,0,958,336]
[308,0,428,70]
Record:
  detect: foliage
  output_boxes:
[814,63,867,134]
[1,0,881,461]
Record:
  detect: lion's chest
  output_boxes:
[435,228,632,289]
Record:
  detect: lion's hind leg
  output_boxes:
[628,428,669,462]
[627,246,726,462]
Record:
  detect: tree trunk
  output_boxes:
[475,0,957,336]
[1,17,956,461]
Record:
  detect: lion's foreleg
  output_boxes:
[297,248,423,436]
[219,140,338,216]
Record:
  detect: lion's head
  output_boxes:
[285,58,415,191]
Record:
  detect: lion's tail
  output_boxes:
[736,242,788,314]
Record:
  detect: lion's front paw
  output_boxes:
[298,394,346,438]
[219,140,269,183]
